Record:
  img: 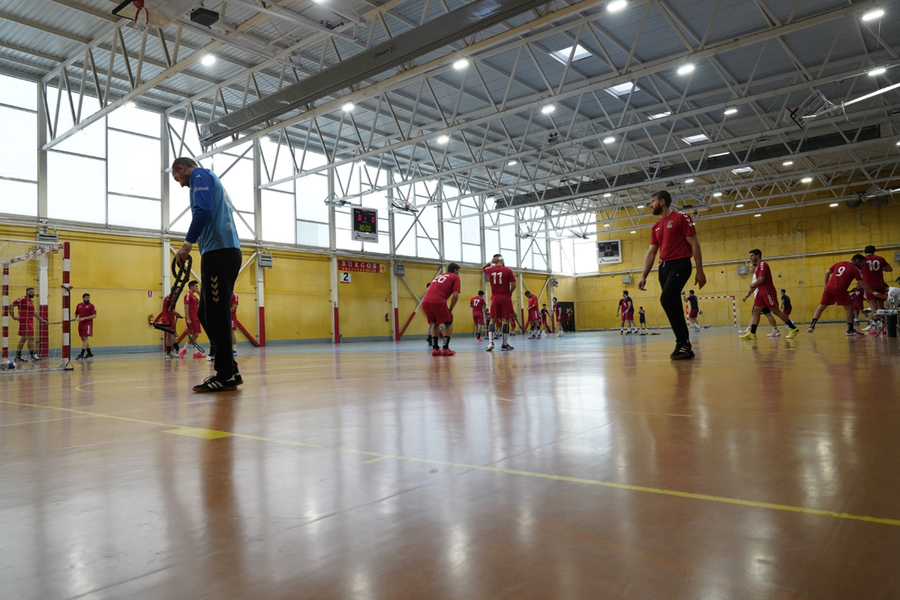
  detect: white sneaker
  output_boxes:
[695,325,701,331]
[767,330,781,337]
[207,355,215,362]
[486,341,495,352]
[861,325,871,332]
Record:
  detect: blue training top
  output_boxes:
[688,295,699,310]
[185,168,241,255]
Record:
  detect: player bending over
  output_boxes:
[470,291,487,342]
[740,249,800,340]
[860,245,893,335]
[423,263,461,356]
[483,254,517,351]
[807,254,886,335]
[74,293,97,360]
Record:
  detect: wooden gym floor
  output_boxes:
[1,327,899,600]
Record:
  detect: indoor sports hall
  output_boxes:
[1,0,899,598]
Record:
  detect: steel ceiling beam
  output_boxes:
[200,0,552,145]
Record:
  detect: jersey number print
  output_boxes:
[867,260,880,272]
[836,266,845,277]
[491,272,503,284]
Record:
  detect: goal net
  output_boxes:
[1,239,72,372]
[683,293,741,328]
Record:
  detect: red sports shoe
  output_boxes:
[442,349,456,356]
[432,348,442,356]
[178,348,187,358]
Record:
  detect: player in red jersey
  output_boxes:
[422,263,461,356]
[616,291,636,335]
[739,249,800,340]
[470,290,487,342]
[525,291,541,339]
[540,304,550,337]
[860,245,893,334]
[552,296,563,337]
[159,293,184,358]
[482,254,517,351]
[638,190,706,359]
[849,283,865,331]
[11,287,46,362]
[74,293,97,360]
[179,280,205,358]
[807,254,886,335]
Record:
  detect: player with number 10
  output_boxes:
[807,254,886,335]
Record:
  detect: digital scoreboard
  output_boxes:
[351,207,378,242]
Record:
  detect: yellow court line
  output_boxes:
[495,395,692,418]
[2,399,898,527]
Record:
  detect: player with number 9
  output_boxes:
[808,254,887,335]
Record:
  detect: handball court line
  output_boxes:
[2,398,898,528]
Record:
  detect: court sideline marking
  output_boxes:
[2,398,899,527]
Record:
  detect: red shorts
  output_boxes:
[820,287,851,307]
[623,311,634,321]
[231,318,236,331]
[423,302,453,325]
[688,310,698,319]
[529,309,540,322]
[186,321,202,335]
[754,291,778,309]
[865,286,887,303]
[490,295,515,320]
[78,322,93,338]
[783,308,792,315]
[17,321,34,337]
[472,312,484,325]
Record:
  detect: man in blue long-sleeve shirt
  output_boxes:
[172,157,243,392]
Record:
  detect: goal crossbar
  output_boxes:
[695,295,739,327]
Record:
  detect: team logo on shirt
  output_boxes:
[667,221,673,228]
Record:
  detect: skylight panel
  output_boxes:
[682,133,710,144]
[605,82,640,97]
[708,151,730,157]
[732,167,753,174]
[647,111,671,120]
[550,45,591,65]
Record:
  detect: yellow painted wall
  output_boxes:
[0,222,575,347]
[336,257,393,339]
[264,250,332,341]
[576,202,900,330]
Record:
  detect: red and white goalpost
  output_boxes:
[1,239,72,371]
[694,295,739,327]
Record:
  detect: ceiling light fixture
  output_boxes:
[868,67,887,77]
[724,107,738,115]
[630,230,636,234]
[732,167,753,174]
[604,223,611,227]
[683,133,710,144]
[782,160,794,166]
[636,205,644,209]
[603,136,615,144]
[608,0,627,13]
[648,111,671,120]
[453,58,469,70]
[801,177,813,183]
[754,214,762,218]
[861,8,885,21]
[677,63,695,75]
[685,178,695,183]
[736,204,744,208]
[507,159,518,166]
[713,192,722,197]
[603,193,612,197]
[541,104,556,114]
[437,135,450,144]
[342,101,355,112]
[605,82,639,97]
[830,203,839,207]
[201,54,216,66]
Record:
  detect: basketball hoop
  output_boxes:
[133,0,150,33]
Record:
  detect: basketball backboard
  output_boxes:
[112,0,200,29]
